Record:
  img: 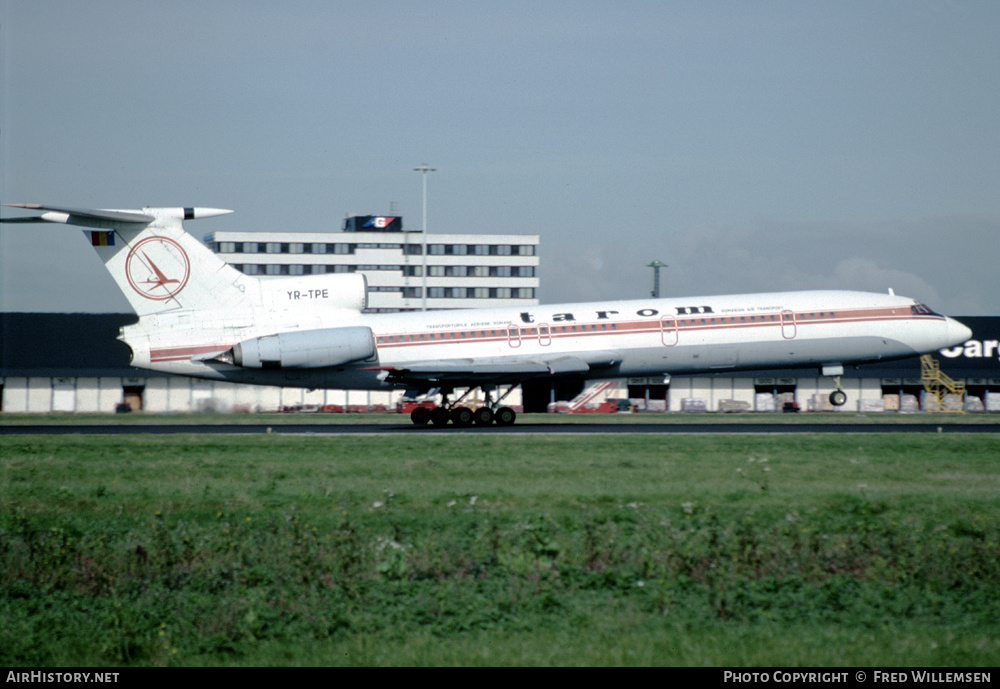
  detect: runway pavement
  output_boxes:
[3,421,998,435]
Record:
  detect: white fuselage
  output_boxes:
[123,289,971,390]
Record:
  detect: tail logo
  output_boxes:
[125,236,191,300]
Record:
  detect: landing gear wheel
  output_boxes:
[451,407,474,427]
[494,406,517,426]
[430,406,451,426]
[410,406,431,425]
[472,407,494,426]
[829,390,847,407]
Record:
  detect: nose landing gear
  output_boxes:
[822,364,848,407]
[829,388,847,407]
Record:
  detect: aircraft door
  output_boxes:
[538,323,552,347]
[659,316,678,346]
[507,324,522,348]
[781,310,797,339]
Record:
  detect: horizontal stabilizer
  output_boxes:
[2,204,233,226]
[3,204,155,224]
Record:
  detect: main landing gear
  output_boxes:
[409,386,519,427]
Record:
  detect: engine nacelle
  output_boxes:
[231,326,376,369]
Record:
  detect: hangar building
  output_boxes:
[2,313,997,414]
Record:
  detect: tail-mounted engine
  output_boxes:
[225,326,376,369]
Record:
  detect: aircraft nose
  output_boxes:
[944,317,972,347]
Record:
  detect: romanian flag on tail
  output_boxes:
[90,231,114,246]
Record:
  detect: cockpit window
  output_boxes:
[911,304,937,315]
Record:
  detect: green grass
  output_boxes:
[1,433,998,666]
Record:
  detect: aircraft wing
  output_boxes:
[377,350,623,386]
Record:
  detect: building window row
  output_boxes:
[427,244,535,256]
[371,286,537,299]
[421,266,535,278]
[233,266,533,299]
[219,242,358,255]
[216,242,535,257]
[237,264,535,277]
[424,287,535,299]
[239,264,398,275]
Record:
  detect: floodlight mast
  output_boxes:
[647,260,667,298]
[413,164,437,311]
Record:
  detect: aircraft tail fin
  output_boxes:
[2,204,249,317]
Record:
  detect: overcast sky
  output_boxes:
[2,0,998,315]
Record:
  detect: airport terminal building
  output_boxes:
[205,214,540,313]
[1,213,997,413]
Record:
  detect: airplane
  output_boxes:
[2,203,973,425]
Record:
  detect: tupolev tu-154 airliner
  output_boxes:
[3,204,972,425]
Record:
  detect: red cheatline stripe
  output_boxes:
[373,309,943,349]
[150,343,233,362]
[149,308,945,359]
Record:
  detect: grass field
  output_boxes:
[1,429,998,666]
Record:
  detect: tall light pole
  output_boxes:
[413,164,436,310]
[647,260,667,298]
